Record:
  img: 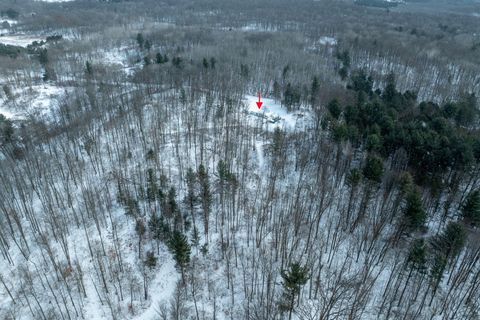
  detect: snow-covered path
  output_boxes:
[255,139,265,170]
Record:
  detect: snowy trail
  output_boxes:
[255,139,265,169]
[133,258,179,320]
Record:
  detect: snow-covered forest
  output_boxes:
[1,0,480,319]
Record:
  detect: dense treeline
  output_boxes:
[327,70,479,187]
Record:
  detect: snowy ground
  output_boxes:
[243,94,311,131]
[0,34,43,47]
[0,84,66,119]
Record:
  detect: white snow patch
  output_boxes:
[244,94,308,131]
[0,107,15,119]
[0,34,43,47]
[255,139,265,169]
[241,23,278,32]
[318,36,337,46]
[0,84,67,120]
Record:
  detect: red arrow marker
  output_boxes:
[256,91,263,109]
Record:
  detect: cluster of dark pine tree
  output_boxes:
[325,70,479,189]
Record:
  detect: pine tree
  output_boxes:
[165,187,178,222]
[185,167,197,225]
[462,190,480,226]
[382,72,397,104]
[327,99,342,119]
[397,238,427,307]
[407,238,427,272]
[197,164,212,241]
[202,57,209,69]
[168,231,191,283]
[272,80,281,102]
[284,83,300,111]
[403,188,427,232]
[38,48,48,66]
[280,262,309,320]
[345,168,362,227]
[135,220,146,259]
[362,154,384,183]
[146,168,158,202]
[156,52,164,64]
[85,61,93,77]
[144,251,157,269]
[429,221,467,301]
[136,33,144,49]
[144,39,152,51]
[210,57,216,69]
[143,56,151,67]
[310,76,320,108]
[149,214,169,254]
[431,222,466,259]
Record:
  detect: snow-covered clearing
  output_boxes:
[0,34,43,47]
[0,84,67,119]
[244,94,310,131]
[318,36,337,46]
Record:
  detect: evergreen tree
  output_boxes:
[144,39,152,51]
[382,72,397,104]
[38,48,48,66]
[407,238,427,272]
[135,219,146,259]
[284,83,300,111]
[366,133,382,152]
[280,262,309,319]
[272,80,281,102]
[168,231,191,282]
[148,214,165,254]
[362,154,384,183]
[331,122,348,142]
[143,56,151,67]
[271,127,285,159]
[146,168,158,202]
[0,115,14,144]
[165,187,178,221]
[156,52,164,64]
[310,76,320,108]
[462,190,480,226]
[136,33,144,49]
[431,222,466,259]
[327,99,341,119]
[345,168,362,227]
[240,64,249,78]
[403,188,427,232]
[172,57,183,68]
[202,57,209,69]
[209,57,216,69]
[347,168,362,188]
[124,196,139,217]
[185,167,197,225]
[85,61,93,77]
[197,164,212,241]
[339,66,348,81]
[144,251,157,269]
[348,69,373,95]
